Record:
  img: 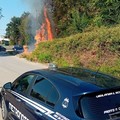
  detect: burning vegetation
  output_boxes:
[35,6,53,47]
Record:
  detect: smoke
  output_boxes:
[22,0,45,34]
[23,0,44,17]
[22,0,54,51]
[23,0,53,34]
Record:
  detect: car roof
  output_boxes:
[25,68,119,90]
[25,69,100,95]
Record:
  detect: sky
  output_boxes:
[0,0,30,36]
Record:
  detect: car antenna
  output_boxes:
[93,41,109,81]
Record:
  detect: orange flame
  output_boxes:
[35,6,53,46]
[35,23,46,42]
[44,6,53,40]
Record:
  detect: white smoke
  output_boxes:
[23,0,44,17]
[22,0,45,32]
[22,0,53,34]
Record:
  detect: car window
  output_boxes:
[12,74,35,93]
[46,86,59,107]
[30,76,59,107]
[80,88,120,120]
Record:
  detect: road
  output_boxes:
[0,52,48,120]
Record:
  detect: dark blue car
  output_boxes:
[12,45,23,54]
[1,67,120,120]
[0,45,6,52]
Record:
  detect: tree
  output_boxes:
[6,17,21,45]
[6,12,31,46]
[19,12,30,45]
[96,0,120,25]
[51,0,94,37]
[51,0,120,37]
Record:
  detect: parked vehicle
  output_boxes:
[0,45,6,52]
[12,45,23,54]
[1,67,120,120]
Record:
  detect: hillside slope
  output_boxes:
[23,25,120,78]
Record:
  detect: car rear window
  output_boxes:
[80,88,120,120]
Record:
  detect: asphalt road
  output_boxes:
[0,51,48,120]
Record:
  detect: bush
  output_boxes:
[29,25,120,78]
[37,52,53,63]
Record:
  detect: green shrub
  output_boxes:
[56,58,69,67]
[100,59,120,78]
[25,25,120,78]
[38,52,53,63]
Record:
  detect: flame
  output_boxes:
[44,6,53,40]
[35,23,46,42]
[35,6,53,46]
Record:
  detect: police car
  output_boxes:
[1,67,120,120]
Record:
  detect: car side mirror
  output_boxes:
[3,82,12,89]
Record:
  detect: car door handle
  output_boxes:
[34,110,43,116]
[16,98,21,102]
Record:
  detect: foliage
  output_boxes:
[37,52,53,63]
[25,25,120,78]
[100,59,120,78]
[6,17,21,45]
[52,0,120,37]
[5,12,30,46]
[19,12,30,45]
